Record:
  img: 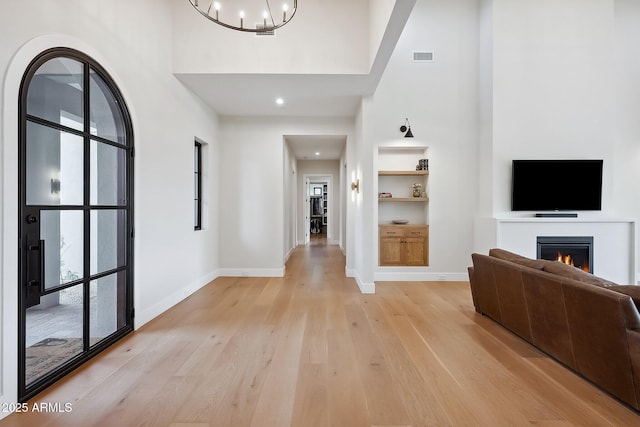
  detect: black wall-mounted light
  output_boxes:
[400,118,414,138]
[50,178,60,194]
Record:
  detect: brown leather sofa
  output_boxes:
[468,248,640,410]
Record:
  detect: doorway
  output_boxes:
[309,181,328,239]
[18,48,134,401]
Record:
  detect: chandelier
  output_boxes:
[188,0,298,33]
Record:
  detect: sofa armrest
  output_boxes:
[468,266,480,312]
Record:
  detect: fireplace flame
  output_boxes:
[557,252,574,266]
[556,251,590,273]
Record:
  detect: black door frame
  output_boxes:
[17,47,134,402]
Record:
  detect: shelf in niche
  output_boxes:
[378,170,429,176]
[379,197,429,202]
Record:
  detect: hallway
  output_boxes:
[4,244,638,426]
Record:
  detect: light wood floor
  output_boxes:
[4,241,639,426]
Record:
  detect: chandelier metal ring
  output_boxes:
[188,0,298,33]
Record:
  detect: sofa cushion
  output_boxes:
[488,248,546,270]
[609,285,640,312]
[542,261,617,288]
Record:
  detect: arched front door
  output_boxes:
[18,48,134,401]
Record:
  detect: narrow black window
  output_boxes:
[194,140,202,230]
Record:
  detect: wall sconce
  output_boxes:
[351,179,360,193]
[50,178,60,194]
[400,118,414,138]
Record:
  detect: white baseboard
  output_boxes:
[374,271,470,282]
[135,269,219,329]
[284,246,295,263]
[346,268,375,293]
[217,268,285,278]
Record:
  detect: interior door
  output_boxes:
[18,48,134,401]
[304,177,310,244]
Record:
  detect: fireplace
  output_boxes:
[536,236,593,273]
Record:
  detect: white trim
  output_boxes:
[374,271,470,282]
[217,268,285,277]
[346,268,375,293]
[135,270,219,329]
[284,246,295,263]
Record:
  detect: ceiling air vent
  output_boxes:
[255,24,275,36]
[413,51,434,62]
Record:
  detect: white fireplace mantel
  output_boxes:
[474,217,637,285]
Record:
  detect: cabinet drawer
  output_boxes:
[379,227,406,237]
[405,228,428,237]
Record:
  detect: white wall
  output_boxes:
[490,0,616,217]
[1,0,220,411]
[613,0,640,219]
[362,0,480,280]
[369,0,397,69]
[172,0,371,74]
[283,140,297,261]
[218,116,354,276]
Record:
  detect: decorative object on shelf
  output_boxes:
[188,0,297,33]
[392,219,409,224]
[412,183,422,197]
[418,158,428,170]
[400,118,414,138]
[351,178,360,193]
[379,192,393,198]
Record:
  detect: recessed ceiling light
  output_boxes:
[275,98,284,106]
[315,152,320,156]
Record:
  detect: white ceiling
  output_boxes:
[174,73,368,117]
[285,135,346,160]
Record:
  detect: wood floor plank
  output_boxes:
[290,363,329,427]
[326,328,370,427]
[4,242,639,426]
[250,308,306,427]
[359,296,453,426]
[344,303,411,426]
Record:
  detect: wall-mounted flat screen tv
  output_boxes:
[511,160,603,211]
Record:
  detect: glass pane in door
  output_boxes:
[25,284,84,385]
[40,210,84,289]
[89,68,126,144]
[90,209,126,275]
[26,122,84,206]
[27,57,84,131]
[90,140,127,205]
[90,272,127,344]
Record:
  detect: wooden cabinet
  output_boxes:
[379,225,429,266]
